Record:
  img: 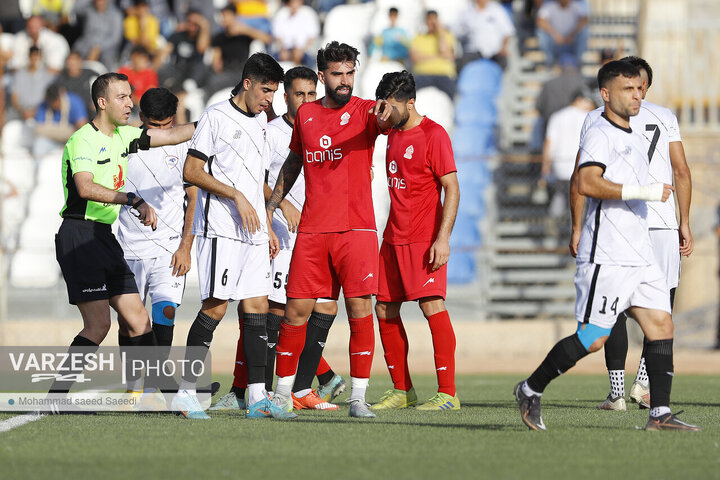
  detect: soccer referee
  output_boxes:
[52,73,195,397]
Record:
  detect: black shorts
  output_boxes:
[55,218,138,304]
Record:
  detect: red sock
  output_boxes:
[275,321,306,377]
[378,316,412,391]
[316,356,331,376]
[348,314,374,378]
[232,320,247,389]
[426,310,456,396]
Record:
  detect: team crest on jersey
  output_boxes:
[113,165,125,190]
[340,112,350,125]
[165,155,179,169]
[234,130,242,139]
[389,160,398,174]
[404,145,414,159]
[319,135,332,149]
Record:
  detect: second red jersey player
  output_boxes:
[266,42,400,418]
[371,71,461,412]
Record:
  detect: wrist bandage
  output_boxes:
[621,183,664,201]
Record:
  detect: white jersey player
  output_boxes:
[117,87,197,350]
[515,61,699,432]
[173,53,293,421]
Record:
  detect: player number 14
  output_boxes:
[598,296,619,315]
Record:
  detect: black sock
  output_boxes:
[265,312,282,391]
[644,339,673,411]
[183,311,220,383]
[317,368,336,386]
[294,311,335,393]
[527,334,588,393]
[118,332,140,391]
[152,322,174,347]
[48,335,99,394]
[243,313,267,385]
[604,312,628,371]
[230,385,246,398]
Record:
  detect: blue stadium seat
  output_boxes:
[452,125,496,157]
[447,251,476,284]
[457,59,503,97]
[449,215,481,249]
[454,97,498,127]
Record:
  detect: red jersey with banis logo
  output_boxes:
[289,96,384,233]
[383,116,457,245]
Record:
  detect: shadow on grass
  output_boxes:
[290,416,519,431]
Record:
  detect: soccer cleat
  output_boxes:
[316,374,347,402]
[371,387,417,410]
[514,381,546,431]
[645,411,701,431]
[629,381,650,409]
[171,390,210,420]
[272,393,294,413]
[596,394,627,411]
[347,398,376,418]
[416,392,461,411]
[137,388,168,411]
[292,390,339,410]
[246,394,297,419]
[208,391,246,411]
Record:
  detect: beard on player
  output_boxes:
[326,83,352,106]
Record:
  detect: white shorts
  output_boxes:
[269,248,332,305]
[650,228,680,289]
[126,254,185,305]
[574,262,670,329]
[196,236,272,302]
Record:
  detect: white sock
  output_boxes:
[275,375,295,399]
[522,381,542,397]
[650,406,671,418]
[609,370,625,398]
[635,357,649,386]
[248,383,265,405]
[350,377,369,401]
[294,388,311,398]
[178,380,196,395]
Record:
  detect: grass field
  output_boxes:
[1,373,719,480]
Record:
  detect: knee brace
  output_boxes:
[152,301,179,326]
[575,322,612,351]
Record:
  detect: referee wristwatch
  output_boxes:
[125,192,137,206]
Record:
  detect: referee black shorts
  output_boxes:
[55,218,138,305]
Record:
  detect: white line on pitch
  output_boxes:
[0,412,44,433]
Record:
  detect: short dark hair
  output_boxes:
[91,72,129,110]
[45,83,62,104]
[389,7,398,14]
[620,56,653,88]
[284,66,318,90]
[29,45,40,55]
[316,41,360,72]
[130,45,150,58]
[231,53,284,96]
[221,5,235,14]
[426,10,438,17]
[140,87,178,120]
[375,70,416,101]
[597,60,640,89]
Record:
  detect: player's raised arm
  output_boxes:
[429,172,460,271]
[184,151,261,234]
[669,140,693,256]
[371,98,402,131]
[568,151,584,257]
[147,122,196,147]
[266,150,303,216]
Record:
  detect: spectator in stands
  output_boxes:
[32,0,74,31]
[530,53,586,152]
[10,47,55,122]
[118,46,159,107]
[72,0,124,69]
[272,0,320,66]
[455,0,515,70]
[120,0,173,37]
[410,10,457,99]
[32,83,88,157]
[8,15,69,75]
[0,1,25,34]
[538,89,594,223]
[232,0,272,34]
[207,6,271,95]
[536,0,589,67]
[156,9,211,91]
[55,50,97,116]
[123,0,161,56]
[370,7,410,64]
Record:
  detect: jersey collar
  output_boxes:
[601,112,632,133]
[228,98,254,118]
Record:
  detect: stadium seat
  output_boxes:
[18,215,61,251]
[1,120,32,156]
[457,59,503,97]
[452,125,496,157]
[449,215,481,249]
[454,96,498,127]
[2,151,36,193]
[415,87,454,132]
[359,59,406,100]
[9,249,61,288]
[205,88,233,109]
[323,3,374,46]
[456,160,492,188]
[446,251,476,284]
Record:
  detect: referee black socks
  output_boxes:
[294,311,335,393]
[243,313,268,385]
[49,335,99,394]
[527,334,588,394]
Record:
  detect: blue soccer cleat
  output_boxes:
[246,394,297,420]
[171,390,210,420]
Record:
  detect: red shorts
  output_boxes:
[287,230,379,300]
[377,241,447,302]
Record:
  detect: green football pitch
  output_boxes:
[1,374,718,480]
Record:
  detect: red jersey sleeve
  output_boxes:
[426,123,457,178]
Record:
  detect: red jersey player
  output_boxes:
[266,41,400,418]
[370,71,461,411]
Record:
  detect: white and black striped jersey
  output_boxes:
[580,100,682,229]
[266,115,304,249]
[188,99,270,244]
[117,141,189,260]
[577,113,655,266]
